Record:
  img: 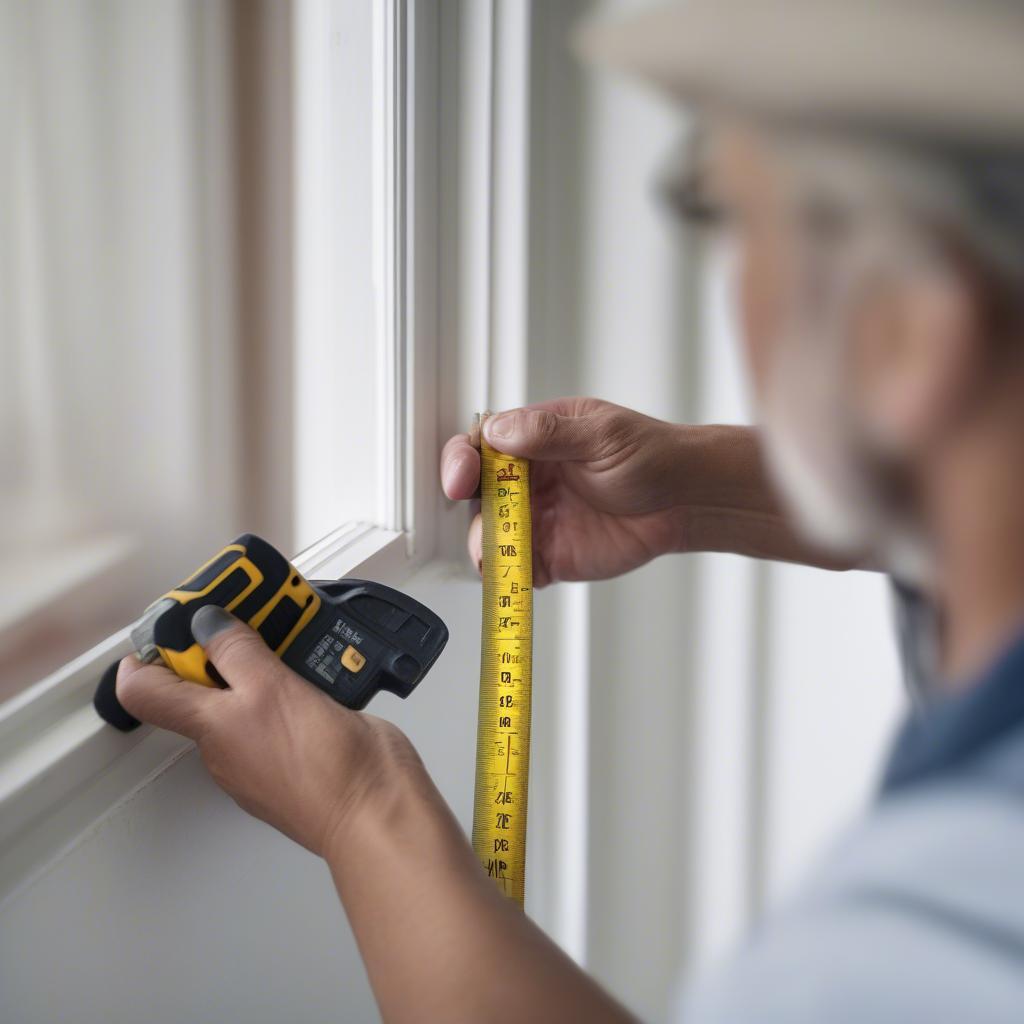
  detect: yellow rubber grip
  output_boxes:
[155,539,320,687]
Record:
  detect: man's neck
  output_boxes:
[929,411,1024,689]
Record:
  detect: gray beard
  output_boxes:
[760,334,934,588]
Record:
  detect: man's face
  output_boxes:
[705,122,875,559]
[703,121,978,581]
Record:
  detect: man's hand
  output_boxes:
[442,397,853,581]
[115,605,424,857]
[117,603,635,1023]
[441,398,692,586]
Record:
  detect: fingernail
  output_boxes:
[486,413,513,439]
[191,605,236,646]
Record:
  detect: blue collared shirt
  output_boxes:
[883,625,1024,794]
[681,627,1024,1022]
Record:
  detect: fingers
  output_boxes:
[481,407,598,461]
[116,655,215,740]
[440,433,480,500]
[440,402,602,492]
[115,609,287,740]
[467,512,483,574]
[190,606,280,693]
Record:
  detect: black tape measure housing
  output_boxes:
[93,536,448,731]
[284,579,448,710]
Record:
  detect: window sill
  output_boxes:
[0,523,407,906]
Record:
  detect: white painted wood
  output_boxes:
[434,0,492,569]
[374,0,407,534]
[401,0,443,560]
[487,0,532,411]
[685,247,760,968]
[461,0,494,413]
[293,0,380,548]
[0,0,446,908]
[520,1,595,962]
[550,583,591,963]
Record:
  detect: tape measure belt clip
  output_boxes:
[284,579,450,708]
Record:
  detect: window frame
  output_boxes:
[0,0,442,906]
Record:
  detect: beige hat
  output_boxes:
[574,0,1024,147]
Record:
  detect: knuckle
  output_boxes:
[115,657,144,694]
[114,659,158,709]
[208,628,287,693]
[211,627,263,669]
[596,409,632,450]
[531,409,559,443]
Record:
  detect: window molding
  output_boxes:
[395,0,441,560]
[0,523,405,907]
[0,0,444,909]
[374,0,408,535]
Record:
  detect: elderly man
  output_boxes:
[117,1,1024,1020]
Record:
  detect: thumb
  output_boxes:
[482,408,598,461]
[190,605,282,693]
[116,655,215,740]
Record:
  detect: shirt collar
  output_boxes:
[881,627,1024,795]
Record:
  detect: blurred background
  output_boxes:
[0,1,903,1021]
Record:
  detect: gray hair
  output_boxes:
[661,123,1024,311]
[760,134,1024,588]
[775,133,1024,315]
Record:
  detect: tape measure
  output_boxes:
[93,534,449,731]
[471,421,533,906]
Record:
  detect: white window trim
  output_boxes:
[0,523,411,906]
[0,0,568,940]
[387,0,442,560]
[0,0,442,907]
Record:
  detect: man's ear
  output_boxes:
[848,262,983,457]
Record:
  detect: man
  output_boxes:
[117,1,1024,1019]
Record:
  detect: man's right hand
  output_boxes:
[440,397,692,586]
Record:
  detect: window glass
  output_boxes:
[0,1,380,700]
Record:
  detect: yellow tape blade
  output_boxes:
[471,434,533,906]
